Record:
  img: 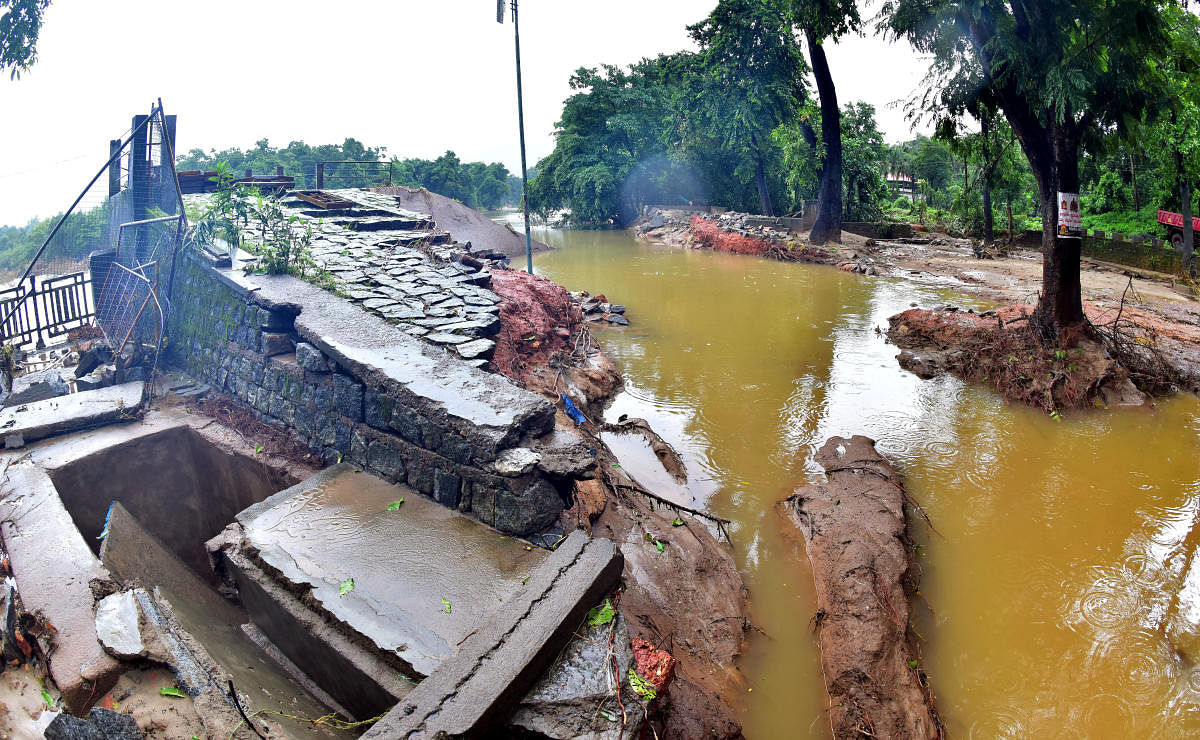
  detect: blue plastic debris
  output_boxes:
[560,393,587,425]
[98,501,115,540]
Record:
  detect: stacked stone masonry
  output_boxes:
[182,189,504,363]
[168,248,592,540]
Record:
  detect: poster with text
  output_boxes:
[1057,192,1082,239]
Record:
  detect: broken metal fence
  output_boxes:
[314,160,394,190]
[0,100,185,369]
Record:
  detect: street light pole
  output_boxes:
[500,0,534,274]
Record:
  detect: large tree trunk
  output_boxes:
[1034,125,1087,341]
[807,33,842,245]
[981,113,994,241]
[750,133,774,217]
[1182,180,1195,279]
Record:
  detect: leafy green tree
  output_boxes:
[840,102,889,221]
[0,0,49,79]
[687,0,807,217]
[886,0,1174,340]
[529,60,677,226]
[788,0,860,242]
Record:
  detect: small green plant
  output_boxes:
[387,498,405,511]
[586,598,617,627]
[159,686,186,699]
[338,578,355,597]
[441,597,452,614]
[628,669,657,700]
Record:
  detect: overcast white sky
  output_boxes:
[0,0,930,226]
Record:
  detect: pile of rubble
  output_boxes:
[703,212,798,248]
[572,291,629,326]
[1,339,153,411]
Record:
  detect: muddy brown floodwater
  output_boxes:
[530,226,1200,739]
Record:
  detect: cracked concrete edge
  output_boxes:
[0,463,121,715]
[207,523,414,720]
[363,530,623,739]
[0,382,147,445]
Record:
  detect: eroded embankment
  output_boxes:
[780,436,941,740]
[492,267,750,737]
[888,306,1169,412]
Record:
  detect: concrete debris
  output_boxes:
[493,446,541,477]
[573,291,632,327]
[509,612,647,739]
[0,382,145,445]
[44,707,143,740]
[362,530,624,739]
[95,590,147,660]
[4,367,70,408]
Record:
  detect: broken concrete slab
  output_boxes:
[100,502,357,738]
[0,382,144,446]
[226,465,548,678]
[492,447,540,477]
[509,613,646,739]
[4,367,70,408]
[95,590,146,659]
[362,530,623,739]
[0,464,121,715]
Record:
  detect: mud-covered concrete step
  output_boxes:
[362,530,623,739]
[0,382,145,447]
[209,465,554,717]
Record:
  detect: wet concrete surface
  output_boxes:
[233,464,549,676]
[0,382,144,446]
[0,463,121,715]
[101,502,353,738]
[363,530,624,739]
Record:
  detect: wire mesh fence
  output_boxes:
[0,101,185,374]
[314,160,394,190]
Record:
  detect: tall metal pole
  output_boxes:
[512,0,534,274]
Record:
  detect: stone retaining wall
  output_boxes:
[167,251,592,538]
[1083,230,1184,276]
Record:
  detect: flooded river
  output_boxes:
[530,227,1200,738]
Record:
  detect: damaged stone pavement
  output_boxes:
[0,115,745,739]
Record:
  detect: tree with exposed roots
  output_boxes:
[885,0,1174,343]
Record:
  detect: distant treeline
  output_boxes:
[176,139,524,211]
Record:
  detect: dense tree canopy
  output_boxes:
[178,140,521,211]
[885,0,1176,338]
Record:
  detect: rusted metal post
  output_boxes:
[108,140,121,197]
[316,163,324,189]
[130,115,149,221]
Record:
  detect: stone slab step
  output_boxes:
[0,382,144,447]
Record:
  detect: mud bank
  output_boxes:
[888,306,1159,412]
[636,211,881,275]
[780,436,941,740]
[490,267,750,737]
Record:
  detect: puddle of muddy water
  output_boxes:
[532,227,1200,738]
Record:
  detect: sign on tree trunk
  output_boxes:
[1057,192,1082,239]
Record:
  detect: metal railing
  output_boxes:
[314,160,394,190]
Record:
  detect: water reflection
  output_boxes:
[532,227,1200,738]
